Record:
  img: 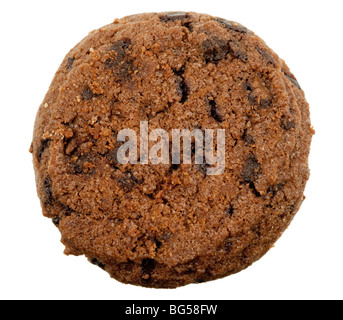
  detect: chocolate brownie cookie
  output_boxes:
[30,12,314,288]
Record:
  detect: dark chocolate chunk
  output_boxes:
[43,176,54,205]
[207,98,224,122]
[70,155,95,175]
[154,239,162,253]
[281,115,296,130]
[242,155,261,183]
[170,163,180,171]
[177,77,189,103]
[224,205,234,217]
[267,182,285,197]
[81,87,95,101]
[244,81,255,105]
[223,238,232,252]
[173,67,189,103]
[196,163,210,176]
[259,99,272,109]
[229,41,248,62]
[248,182,262,197]
[242,129,254,145]
[244,80,272,109]
[37,138,51,162]
[160,12,189,22]
[183,22,193,32]
[251,224,261,238]
[109,38,131,63]
[279,203,296,219]
[215,18,248,34]
[256,47,275,66]
[58,202,74,216]
[202,37,230,64]
[173,66,185,77]
[283,71,301,89]
[142,258,155,278]
[91,258,106,270]
[248,92,257,106]
[52,215,60,226]
[66,57,75,70]
[118,171,141,191]
[105,38,135,80]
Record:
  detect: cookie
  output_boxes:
[30,12,314,288]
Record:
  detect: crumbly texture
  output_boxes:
[30,12,313,288]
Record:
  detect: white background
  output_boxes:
[0,0,342,300]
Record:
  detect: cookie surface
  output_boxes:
[30,12,313,288]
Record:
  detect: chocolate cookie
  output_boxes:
[30,12,314,288]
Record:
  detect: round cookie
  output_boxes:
[30,12,313,288]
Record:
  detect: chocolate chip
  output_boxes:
[118,171,141,191]
[256,47,275,66]
[251,224,261,238]
[207,98,224,122]
[244,81,255,105]
[267,182,285,197]
[66,57,75,70]
[283,71,301,89]
[160,13,194,31]
[43,176,54,205]
[154,239,162,253]
[160,12,189,22]
[196,163,210,176]
[244,79,272,109]
[279,203,296,219]
[259,99,272,109]
[141,258,155,279]
[70,155,95,175]
[281,115,296,130]
[91,258,106,270]
[248,182,262,197]
[52,215,60,226]
[37,138,51,162]
[202,37,230,64]
[170,163,180,171]
[173,67,189,103]
[224,205,234,216]
[58,202,74,216]
[242,129,254,145]
[177,77,189,103]
[109,39,131,63]
[81,87,95,101]
[223,238,232,252]
[215,18,248,34]
[105,38,135,80]
[242,155,260,183]
[173,66,185,77]
[183,22,193,32]
[229,41,248,62]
